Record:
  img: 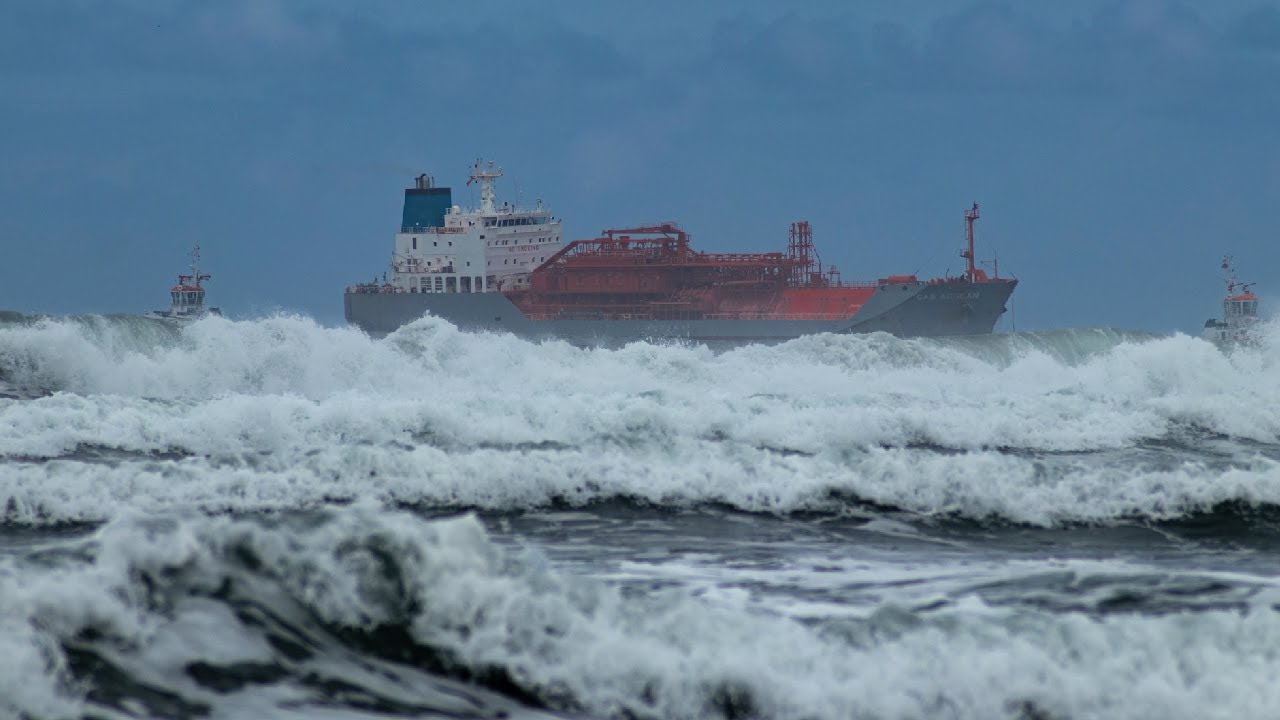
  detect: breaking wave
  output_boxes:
[3,312,1280,526]
[5,509,1280,720]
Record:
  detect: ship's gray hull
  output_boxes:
[344,279,1017,341]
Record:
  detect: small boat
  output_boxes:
[145,245,222,322]
[1203,255,1259,346]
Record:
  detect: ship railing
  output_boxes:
[706,312,853,320]
[563,249,670,259]
[347,283,506,295]
[519,308,856,321]
[345,283,399,294]
[396,225,468,234]
[784,279,895,289]
[392,265,455,274]
[562,251,792,265]
[784,279,881,289]
[698,252,790,263]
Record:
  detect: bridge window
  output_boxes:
[412,237,417,250]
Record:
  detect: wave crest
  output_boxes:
[6,509,1280,719]
[3,314,1280,527]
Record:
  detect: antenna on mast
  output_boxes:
[190,244,210,288]
[466,159,503,214]
[1221,255,1255,296]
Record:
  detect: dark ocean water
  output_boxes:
[3,312,1280,719]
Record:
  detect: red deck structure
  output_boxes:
[512,222,893,321]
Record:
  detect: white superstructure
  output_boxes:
[1203,255,1260,345]
[386,160,563,295]
[145,244,222,322]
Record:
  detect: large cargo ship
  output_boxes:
[345,161,1017,341]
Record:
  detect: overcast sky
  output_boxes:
[3,0,1280,332]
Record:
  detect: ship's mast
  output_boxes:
[1221,255,1255,297]
[467,159,503,214]
[962,202,979,281]
[186,243,209,288]
[1222,255,1237,294]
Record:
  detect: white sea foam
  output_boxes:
[6,443,1280,526]
[4,510,1280,720]
[3,314,1280,525]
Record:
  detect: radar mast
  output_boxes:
[466,159,504,214]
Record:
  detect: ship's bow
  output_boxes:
[846,278,1017,336]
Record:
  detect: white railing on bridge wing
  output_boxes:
[399,226,467,234]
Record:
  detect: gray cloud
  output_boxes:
[678,1,1280,102]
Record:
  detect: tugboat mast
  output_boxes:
[179,244,211,289]
[1220,255,1255,297]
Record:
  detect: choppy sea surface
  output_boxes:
[3,310,1280,720]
